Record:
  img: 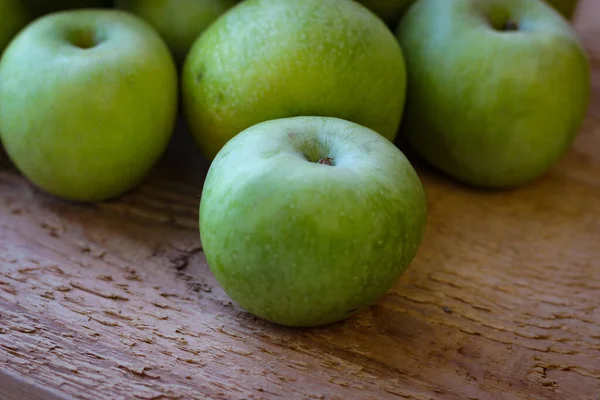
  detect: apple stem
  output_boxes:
[317,157,333,166]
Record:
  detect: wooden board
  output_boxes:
[1,3,599,399]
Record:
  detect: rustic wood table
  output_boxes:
[1,3,599,400]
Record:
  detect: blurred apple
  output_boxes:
[0,9,178,202]
[396,0,590,189]
[116,0,238,64]
[356,0,578,29]
[182,0,407,160]
[0,0,28,54]
[356,0,416,27]
[20,0,112,18]
[546,0,580,19]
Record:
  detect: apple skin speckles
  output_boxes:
[0,9,178,202]
[181,0,407,161]
[395,0,590,189]
[199,116,427,328]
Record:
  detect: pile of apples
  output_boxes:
[0,0,590,327]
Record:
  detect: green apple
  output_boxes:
[0,0,29,54]
[395,0,590,189]
[182,0,407,160]
[115,0,238,64]
[355,0,417,27]
[21,0,112,18]
[0,9,178,202]
[199,116,428,327]
[355,0,579,29]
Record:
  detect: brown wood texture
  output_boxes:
[1,3,599,400]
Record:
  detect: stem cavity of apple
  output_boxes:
[502,20,519,31]
[317,157,334,166]
[68,29,101,49]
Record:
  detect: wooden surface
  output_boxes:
[1,3,599,400]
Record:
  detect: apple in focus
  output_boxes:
[199,116,428,327]
[0,9,178,202]
[182,0,407,160]
[395,0,590,189]
[115,0,238,64]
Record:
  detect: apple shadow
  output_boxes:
[392,128,549,197]
[0,102,228,318]
[1,107,214,285]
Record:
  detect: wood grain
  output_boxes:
[1,3,599,399]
